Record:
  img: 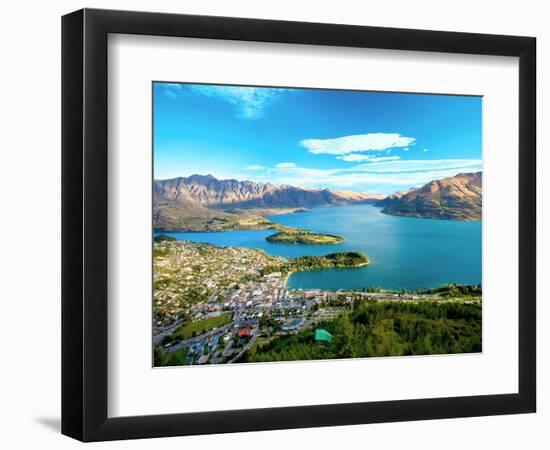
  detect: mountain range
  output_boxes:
[153,174,384,230]
[153,172,482,230]
[375,172,482,220]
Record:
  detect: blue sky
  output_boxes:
[153,82,482,194]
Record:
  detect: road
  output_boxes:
[228,328,259,364]
[164,324,231,353]
[153,319,185,344]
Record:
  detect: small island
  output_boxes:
[266,230,344,245]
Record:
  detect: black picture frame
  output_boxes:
[62,8,536,442]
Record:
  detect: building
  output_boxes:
[237,327,251,338]
[315,328,334,342]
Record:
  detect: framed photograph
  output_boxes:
[62,8,536,442]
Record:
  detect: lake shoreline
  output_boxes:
[155,203,482,292]
[284,261,370,291]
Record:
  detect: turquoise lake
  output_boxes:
[156,204,482,291]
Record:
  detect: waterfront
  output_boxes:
[155,204,482,291]
[153,238,482,366]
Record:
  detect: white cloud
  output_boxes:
[336,154,370,162]
[423,148,429,152]
[354,159,481,173]
[158,83,286,118]
[367,156,402,163]
[244,165,266,170]
[163,89,178,99]
[337,154,401,163]
[300,133,416,155]
[159,83,182,99]
[275,162,296,168]
[238,159,481,194]
[163,83,182,89]
[188,85,284,119]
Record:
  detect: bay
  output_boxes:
[155,204,481,291]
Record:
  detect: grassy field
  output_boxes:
[158,347,189,366]
[249,336,273,354]
[176,313,232,339]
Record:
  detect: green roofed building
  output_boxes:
[315,328,333,342]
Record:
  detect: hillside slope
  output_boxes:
[154,174,382,230]
[376,172,482,220]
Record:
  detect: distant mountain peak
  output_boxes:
[153,174,383,229]
[376,171,482,221]
[186,173,216,181]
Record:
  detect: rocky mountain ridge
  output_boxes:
[376,172,482,220]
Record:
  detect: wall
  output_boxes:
[0,0,546,448]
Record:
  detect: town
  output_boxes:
[153,238,481,366]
